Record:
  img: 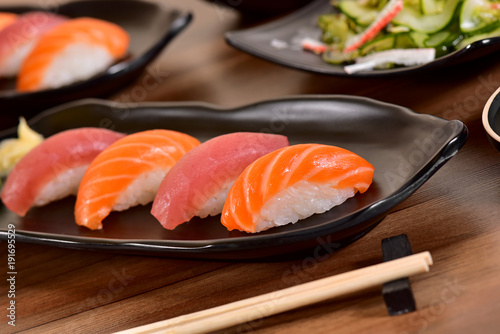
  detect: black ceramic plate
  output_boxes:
[225,0,500,77]
[203,0,313,17]
[0,97,467,259]
[0,0,191,115]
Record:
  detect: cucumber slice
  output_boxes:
[360,34,396,55]
[460,0,500,33]
[387,25,411,33]
[456,25,500,49]
[318,14,352,45]
[393,0,460,33]
[339,0,378,26]
[322,48,358,65]
[424,31,451,47]
[420,0,445,15]
[394,33,417,48]
[425,30,456,56]
[410,31,429,47]
[366,0,389,8]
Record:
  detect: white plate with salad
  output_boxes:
[226,0,500,76]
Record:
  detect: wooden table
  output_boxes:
[2,0,500,333]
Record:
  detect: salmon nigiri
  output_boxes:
[1,128,125,216]
[17,17,129,92]
[151,132,289,230]
[0,12,67,77]
[221,144,375,233]
[75,130,200,230]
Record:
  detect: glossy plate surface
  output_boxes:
[203,0,313,17]
[226,0,500,77]
[0,97,468,259]
[0,0,191,115]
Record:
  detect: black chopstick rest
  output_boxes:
[381,234,417,316]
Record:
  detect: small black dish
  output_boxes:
[0,96,468,260]
[0,0,191,119]
[483,87,500,151]
[225,0,500,77]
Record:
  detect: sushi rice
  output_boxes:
[114,169,170,212]
[34,165,87,207]
[257,180,357,232]
[196,180,235,219]
[40,43,115,90]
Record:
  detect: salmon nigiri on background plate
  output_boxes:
[0,97,467,259]
[0,0,192,126]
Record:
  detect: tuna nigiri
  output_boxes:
[75,130,200,230]
[0,12,17,32]
[1,128,125,216]
[17,17,129,92]
[0,11,67,77]
[221,144,374,233]
[151,132,289,230]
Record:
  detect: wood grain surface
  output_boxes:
[1,0,500,333]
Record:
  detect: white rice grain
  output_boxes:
[256,180,357,232]
[113,169,170,212]
[197,181,235,218]
[41,43,113,90]
[0,40,37,77]
[34,165,88,207]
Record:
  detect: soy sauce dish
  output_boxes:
[483,86,500,152]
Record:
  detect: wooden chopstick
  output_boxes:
[116,251,433,334]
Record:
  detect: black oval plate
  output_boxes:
[0,96,467,260]
[225,0,500,77]
[0,0,191,115]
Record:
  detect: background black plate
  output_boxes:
[225,0,500,77]
[203,0,313,18]
[0,96,467,259]
[0,0,191,120]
